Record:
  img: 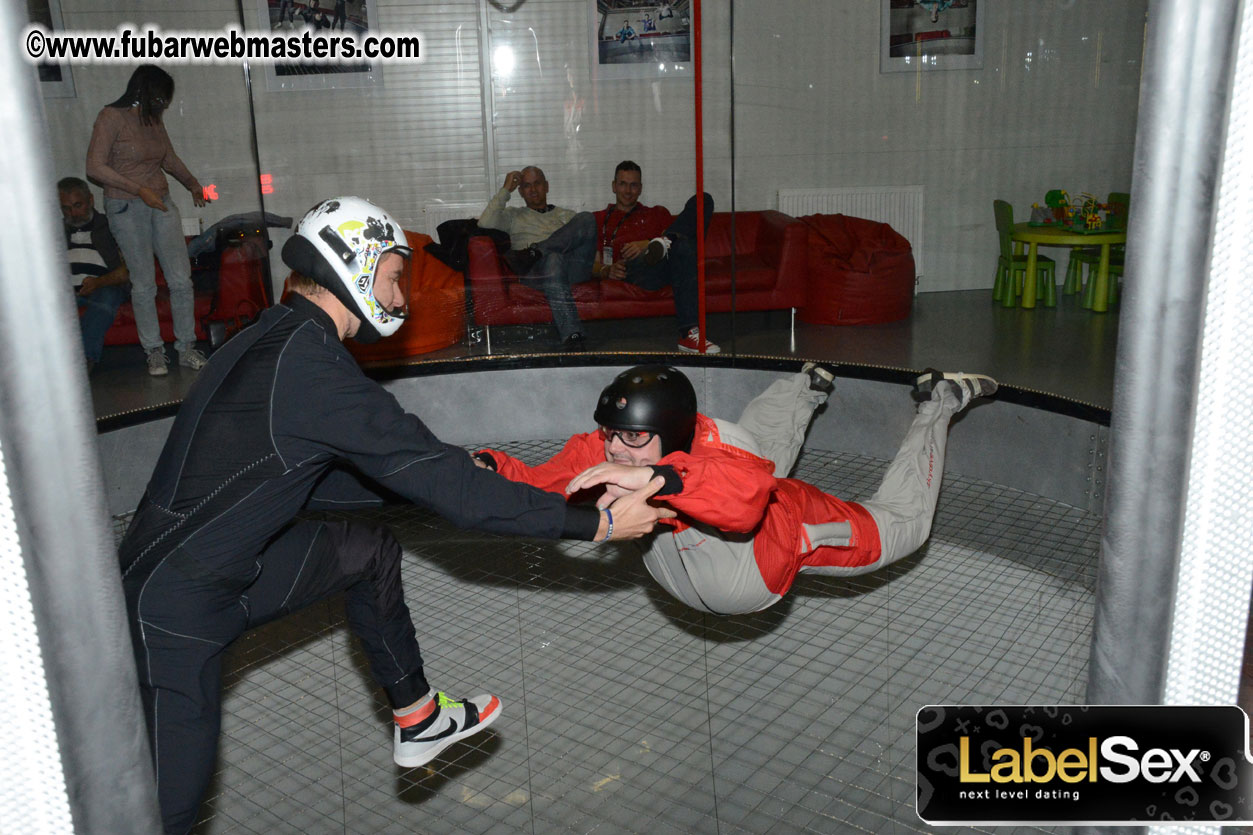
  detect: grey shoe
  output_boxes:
[802,362,836,394]
[178,347,209,370]
[146,348,169,377]
[913,368,998,410]
[394,691,502,769]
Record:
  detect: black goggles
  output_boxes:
[598,426,656,448]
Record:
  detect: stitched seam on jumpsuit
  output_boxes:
[150,643,161,790]
[172,475,296,557]
[267,322,316,472]
[279,524,321,610]
[138,619,230,646]
[121,453,279,578]
[147,503,186,520]
[380,451,444,478]
[164,336,261,499]
[381,638,408,687]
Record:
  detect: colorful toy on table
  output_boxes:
[1076,193,1100,228]
[1030,190,1114,232]
[1029,203,1056,225]
[1045,189,1070,209]
[1045,189,1071,224]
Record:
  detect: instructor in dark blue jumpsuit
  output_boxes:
[117,196,672,834]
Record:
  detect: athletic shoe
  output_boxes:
[178,348,209,370]
[677,327,720,354]
[802,362,836,394]
[394,691,502,769]
[503,246,542,275]
[644,236,671,265]
[146,348,168,377]
[913,368,998,411]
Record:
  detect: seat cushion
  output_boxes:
[704,256,777,294]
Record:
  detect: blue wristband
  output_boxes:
[598,508,614,542]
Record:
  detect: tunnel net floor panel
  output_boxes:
[114,440,1096,835]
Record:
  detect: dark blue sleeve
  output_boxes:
[304,465,393,510]
[274,342,599,540]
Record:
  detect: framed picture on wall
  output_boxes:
[257,0,381,92]
[28,0,76,98]
[880,0,984,73]
[590,0,692,80]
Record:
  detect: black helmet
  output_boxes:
[593,365,697,455]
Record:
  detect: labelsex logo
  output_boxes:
[960,735,1206,784]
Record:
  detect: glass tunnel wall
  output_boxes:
[35,0,1147,365]
[25,0,1161,831]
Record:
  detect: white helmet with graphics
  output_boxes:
[281,196,413,342]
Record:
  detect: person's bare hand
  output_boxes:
[620,240,649,261]
[567,461,655,497]
[76,276,99,296]
[190,182,209,208]
[606,261,627,281]
[503,171,522,192]
[605,476,676,540]
[596,482,631,509]
[138,187,167,212]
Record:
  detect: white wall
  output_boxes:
[36,0,1145,294]
[717,0,1146,291]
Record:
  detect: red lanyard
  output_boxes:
[602,205,637,248]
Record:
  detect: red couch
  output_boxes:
[466,210,808,328]
[98,240,271,347]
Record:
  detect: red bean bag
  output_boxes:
[797,214,915,325]
[282,231,465,362]
[348,231,465,361]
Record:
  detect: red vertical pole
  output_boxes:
[693,0,706,351]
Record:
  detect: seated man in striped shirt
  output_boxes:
[478,166,597,348]
[58,176,130,374]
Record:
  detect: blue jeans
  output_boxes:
[624,193,714,333]
[523,212,597,340]
[105,197,198,354]
[75,283,129,363]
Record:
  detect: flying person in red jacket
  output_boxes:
[476,363,997,615]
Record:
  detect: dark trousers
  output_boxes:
[624,192,714,333]
[523,211,598,339]
[123,520,428,834]
[75,283,128,363]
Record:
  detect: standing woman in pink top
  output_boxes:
[86,65,210,376]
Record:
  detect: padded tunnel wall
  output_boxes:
[99,363,1109,519]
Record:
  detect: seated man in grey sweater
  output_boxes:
[478,166,597,348]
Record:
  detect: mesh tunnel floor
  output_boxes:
[119,440,1099,835]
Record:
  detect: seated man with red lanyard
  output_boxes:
[592,161,718,353]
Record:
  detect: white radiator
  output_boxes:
[422,203,482,240]
[778,186,925,282]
